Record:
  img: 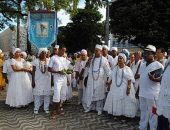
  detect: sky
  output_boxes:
[58,0,106,26]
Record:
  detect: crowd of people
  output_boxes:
[0,44,170,130]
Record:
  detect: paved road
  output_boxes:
[0,90,139,130]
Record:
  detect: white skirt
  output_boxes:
[6,72,33,107]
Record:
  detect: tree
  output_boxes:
[57,8,104,53]
[109,0,170,48]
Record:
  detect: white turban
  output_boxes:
[21,51,27,59]
[103,45,109,50]
[111,47,118,52]
[118,53,127,62]
[81,49,87,55]
[38,48,48,57]
[0,49,2,54]
[13,48,21,55]
[95,44,102,50]
[54,45,59,49]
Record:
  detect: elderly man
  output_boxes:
[110,47,118,68]
[48,45,70,119]
[138,45,164,130]
[84,44,111,115]
[75,49,88,105]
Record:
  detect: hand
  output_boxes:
[134,74,140,79]
[32,81,35,88]
[5,78,8,84]
[126,87,130,95]
[67,80,70,86]
[148,73,155,81]
[58,71,66,75]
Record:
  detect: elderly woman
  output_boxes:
[6,48,33,107]
[32,48,51,114]
[104,53,137,117]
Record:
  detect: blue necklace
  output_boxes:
[115,66,124,87]
[92,56,102,80]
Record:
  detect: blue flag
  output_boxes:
[28,11,57,48]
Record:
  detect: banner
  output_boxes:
[28,11,57,48]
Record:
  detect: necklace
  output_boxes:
[115,66,124,87]
[39,59,47,73]
[92,56,102,80]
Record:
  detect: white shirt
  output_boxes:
[139,61,164,100]
[3,58,13,75]
[48,55,70,77]
[103,54,115,70]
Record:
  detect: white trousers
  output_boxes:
[53,76,67,103]
[87,100,104,112]
[34,95,50,111]
[139,97,157,130]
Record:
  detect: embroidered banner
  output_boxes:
[28,11,57,48]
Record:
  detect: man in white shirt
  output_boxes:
[48,45,70,119]
[110,47,118,68]
[75,49,88,105]
[84,44,111,115]
[138,45,164,130]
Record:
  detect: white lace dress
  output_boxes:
[6,58,33,107]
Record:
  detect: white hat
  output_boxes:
[0,49,2,54]
[21,51,27,59]
[111,47,118,52]
[118,53,127,62]
[144,45,156,52]
[54,45,59,49]
[81,49,87,55]
[13,48,21,55]
[102,45,109,50]
[95,44,102,50]
[38,48,48,57]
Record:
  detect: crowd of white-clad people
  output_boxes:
[1,43,170,130]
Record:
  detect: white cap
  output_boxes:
[13,48,21,55]
[102,45,109,50]
[95,44,102,50]
[38,48,48,57]
[81,49,87,55]
[118,53,127,62]
[111,47,118,52]
[144,45,156,52]
[54,45,59,49]
[0,49,2,54]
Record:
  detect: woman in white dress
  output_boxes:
[6,48,33,107]
[104,53,137,118]
[32,48,51,114]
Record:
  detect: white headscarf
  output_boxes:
[118,53,127,62]
[81,49,87,55]
[103,45,109,50]
[13,48,21,55]
[38,48,48,57]
[0,49,2,54]
[95,44,102,50]
[21,51,27,59]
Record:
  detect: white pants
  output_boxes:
[87,100,104,112]
[139,97,157,130]
[53,76,67,103]
[34,95,50,111]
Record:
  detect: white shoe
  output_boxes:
[84,109,90,113]
[97,111,102,116]
[45,110,49,114]
[34,110,38,114]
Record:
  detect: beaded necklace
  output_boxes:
[92,56,102,80]
[39,59,47,73]
[115,66,124,87]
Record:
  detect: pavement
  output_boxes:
[0,88,139,130]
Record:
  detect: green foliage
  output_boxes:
[109,0,170,47]
[58,8,104,53]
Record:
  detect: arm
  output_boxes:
[32,66,36,88]
[126,80,131,95]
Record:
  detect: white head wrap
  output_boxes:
[38,48,48,57]
[103,45,109,50]
[0,49,2,54]
[21,51,27,59]
[13,48,21,55]
[95,44,102,50]
[118,53,127,62]
[81,49,87,55]
[111,47,118,52]
[54,45,59,49]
